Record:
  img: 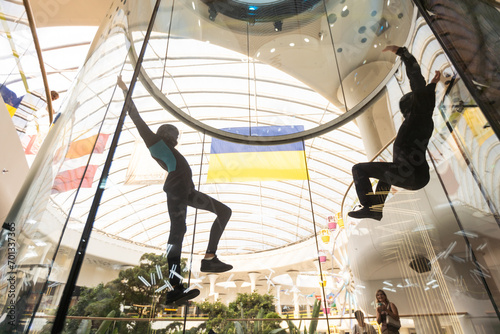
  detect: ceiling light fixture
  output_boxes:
[274,21,283,32]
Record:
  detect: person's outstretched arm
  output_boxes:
[117,76,157,147]
[384,45,426,92]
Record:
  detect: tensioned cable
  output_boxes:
[160,0,176,92]
[302,139,331,334]
[246,23,252,135]
[321,0,349,114]
[182,131,206,334]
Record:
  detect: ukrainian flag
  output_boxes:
[207,126,307,182]
[0,84,23,117]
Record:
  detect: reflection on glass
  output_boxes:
[417,0,500,135]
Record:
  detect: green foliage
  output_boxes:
[235,321,244,334]
[95,310,116,334]
[229,292,276,319]
[263,312,283,333]
[253,308,264,334]
[307,299,321,334]
[65,283,121,333]
[39,253,187,333]
[113,253,176,316]
[285,318,300,334]
[196,299,231,332]
[76,319,91,334]
[196,292,283,334]
[280,299,321,334]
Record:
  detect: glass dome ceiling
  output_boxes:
[22,0,413,256]
[53,37,366,255]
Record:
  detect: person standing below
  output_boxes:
[376,289,400,334]
[352,310,377,334]
[117,76,233,304]
[348,45,441,221]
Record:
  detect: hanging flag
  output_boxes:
[0,84,23,117]
[207,126,307,182]
[51,133,110,194]
[62,133,110,159]
[52,165,99,193]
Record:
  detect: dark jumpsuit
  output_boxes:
[126,100,231,286]
[352,47,437,211]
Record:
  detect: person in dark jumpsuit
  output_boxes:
[118,77,233,304]
[348,46,441,221]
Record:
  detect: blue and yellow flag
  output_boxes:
[207,126,307,182]
[0,84,23,116]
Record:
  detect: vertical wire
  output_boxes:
[182,132,206,334]
[321,0,349,114]
[246,23,252,135]
[302,139,331,334]
[160,0,176,92]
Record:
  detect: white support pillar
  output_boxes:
[287,270,300,319]
[248,272,260,293]
[208,274,218,301]
[275,284,282,315]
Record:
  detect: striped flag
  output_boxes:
[207,126,307,182]
[51,133,110,193]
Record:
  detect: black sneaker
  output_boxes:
[200,256,233,273]
[164,285,200,305]
[347,206,383,221]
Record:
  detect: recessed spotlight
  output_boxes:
[289,43,295,47]
[274,21,283,32]
[208,4,217,21]
[328,13,337,25]
[304,38,310,42]
[270,48,276,53]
